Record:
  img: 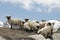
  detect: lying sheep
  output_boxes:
[6,16,23,29]
[37,22,53,39]
[23,20,40,32]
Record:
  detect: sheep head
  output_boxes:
[6,16,11,20]
[45,22,52,26]
[24,19,29,22]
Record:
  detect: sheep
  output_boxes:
[23,20,40,32]
[6,16,23,29]
[39,21,46,29]
[37,22,53,39]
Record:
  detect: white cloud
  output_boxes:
[0,0,60,12]
[0,0,33,10]
[19,0,33,10]
[34,0,60,8]
[36,8,42,13]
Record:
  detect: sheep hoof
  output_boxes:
[48,36,53,40]
[10,27,12,29]
[44,36,48,39]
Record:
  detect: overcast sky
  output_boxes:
[0,0,60,22]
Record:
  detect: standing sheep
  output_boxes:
[37,22,53,39]
[6,16,23,29]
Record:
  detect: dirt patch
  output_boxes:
[0,27,36,40]
[0,27,60,40]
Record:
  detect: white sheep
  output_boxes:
[37,22,53,39]
[6,16,23,29]
[23,20,40,32]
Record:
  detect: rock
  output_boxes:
[28,34,51,40]
[0,36,6,40]
[53,33,60,40]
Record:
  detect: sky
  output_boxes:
[0,0,60,22]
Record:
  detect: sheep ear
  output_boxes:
[36,21,39,23]
[22,22,25,24]
[6,16,11,17]
[52,23,54,25]
[48,22,51,26]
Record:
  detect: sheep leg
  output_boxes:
[49,29,53,40]
[48,35,53,40]
[48,32,53,40]
[19,26,21,30]
[10,25,12,29]
[51,29,53,34]
[44,33,48,39]
[19,26,23,30]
